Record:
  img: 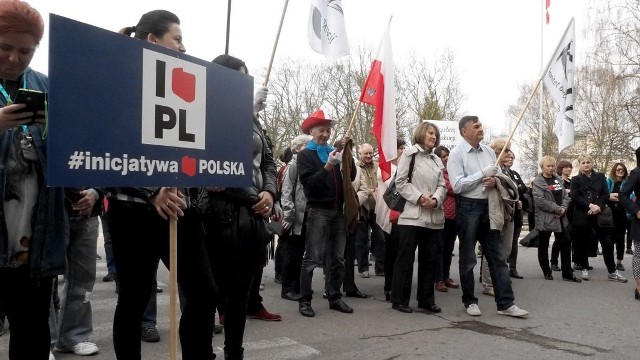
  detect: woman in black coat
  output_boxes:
[618,146,640,301]
[570,155,626,283]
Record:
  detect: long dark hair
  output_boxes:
[120,10,180,40]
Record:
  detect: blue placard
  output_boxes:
[46,15,253,187]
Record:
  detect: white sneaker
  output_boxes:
[608,271,628,283]
[360,271,370,278]
[497,304,529,318]
[466,303,482,316]
[55,342,99,356]
[581,269,589,280]
[482,287,495,296]
[49,351,56,360]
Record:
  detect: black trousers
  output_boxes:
[280,222,306,295]
[342,227,360,293]
[110,200,217,360]
[383,223,400,292]
[0,266,53,360]
[203,209,266,360]
[538,231,572,277]
[391,225,439,307]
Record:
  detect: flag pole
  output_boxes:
[345,100,362,138]
[225,0,232,54]
[495,79,543,166]
[169,187,178,360]
[537,0,544,163]
[263,0,289,86]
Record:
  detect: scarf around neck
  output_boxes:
[306,140,335,163]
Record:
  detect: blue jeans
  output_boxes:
[55,217,99,349]
[299,208,347,303]
[457,198,515,311]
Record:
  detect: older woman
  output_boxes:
[0,2,68,359]
[570,155,627,283]
[532,156,580,282]
[550,159,573,271]
[606,162,630,271]
[391,121,446,314]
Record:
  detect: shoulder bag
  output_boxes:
[383,154,416,212]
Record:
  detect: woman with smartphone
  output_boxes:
[0,1,68,359]
[107,10,218,360]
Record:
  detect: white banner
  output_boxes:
[308,0,350,60]
[428,120,461,150]
[543,18,575,152]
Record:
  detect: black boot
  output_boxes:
[224,347,244,360]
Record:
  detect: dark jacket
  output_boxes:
[503,167,527,227]
[570,171,609,227]
[619,168,640,222]
[0,68,69,277]
[297,148,356,209]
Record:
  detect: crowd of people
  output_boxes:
[0,2,638,360]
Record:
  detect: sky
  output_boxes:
[27,0,592,133]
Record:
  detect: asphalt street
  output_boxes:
[1,227,639,360]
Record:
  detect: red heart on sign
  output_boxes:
[172,68,196,103]
[181,155,197,177]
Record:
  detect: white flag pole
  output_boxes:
[537,0,544,163]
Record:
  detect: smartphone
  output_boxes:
[13,88,47,124]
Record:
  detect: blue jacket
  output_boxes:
[0,68,69,277]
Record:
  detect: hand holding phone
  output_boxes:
[12,88,46,125]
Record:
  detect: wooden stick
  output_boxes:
[344,100,362,139]
[495,78,543,166]
[263,0,289,86]
[169,187,178,360]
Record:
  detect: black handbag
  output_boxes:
[597,206,614,227]
[383,154,416,212]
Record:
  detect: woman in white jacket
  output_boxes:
[391,122,446,313]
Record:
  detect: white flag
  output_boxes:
[543,18,575,152]
[308,0,349,60]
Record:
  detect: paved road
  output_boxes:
[2,228,639,359]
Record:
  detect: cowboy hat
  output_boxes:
[300,109,336,135]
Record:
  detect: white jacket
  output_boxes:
[395,144,446,229]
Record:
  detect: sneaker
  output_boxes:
[247,305,282,321]
[49,352,56,360]
[497,305,529,318]
[360,271,370,278]
[616,263,625,271]
[581,269,589,281]
[213,323,224,334]
[573,263,583,271]
[466,304,482,316]
[102,273,116,282]
[482,287,495,296]
[141,324,160,342]
[55,342,99,356]
[550,264,561,272]
[608,271,628,283]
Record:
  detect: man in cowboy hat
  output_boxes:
[296,109,356,317]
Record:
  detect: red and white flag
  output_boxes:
[360,21,396,182]
[546,0,550,24]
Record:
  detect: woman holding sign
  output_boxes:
[0,1,68,359]
[108,10,217,360]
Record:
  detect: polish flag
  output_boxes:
[360,21,396,182]
[546,0,550,24]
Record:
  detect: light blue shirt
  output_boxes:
[447,139,500,199]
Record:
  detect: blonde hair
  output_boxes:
[577,154,593,164]
[538,155,556,170]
